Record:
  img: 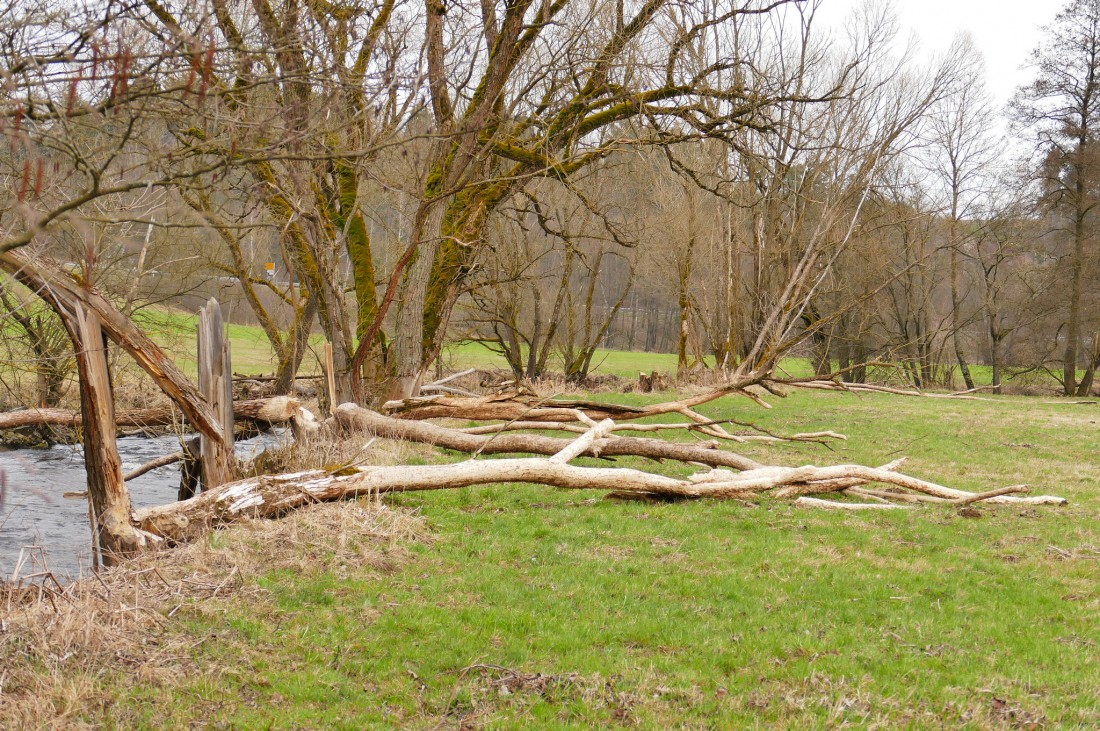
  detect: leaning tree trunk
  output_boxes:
[1076,333,1100,397]
[309,259,357,404]
[0,252,225,444]
[273,297,320,395]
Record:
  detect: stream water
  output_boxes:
[0,432,288,582]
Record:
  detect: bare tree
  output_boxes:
[353,0,839,398]
[1012,0,1100,396]
[873,174,953,389]
[138,0,422,401]
[719,3,959,377]
[923,35,998,390]
[969,187,1059,393]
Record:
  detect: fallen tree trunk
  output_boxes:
[0,396,301,432]
[381,380,762,422]
[457,419,845,444]
[135,418,1067,544]
[795,497,911,510]
[331,404,764,471]
[333,405,1067,504]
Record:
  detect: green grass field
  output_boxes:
[130,311,1065,390]
[7,312,1099,726]
[48,388,1100,728]
[437,341,736,379]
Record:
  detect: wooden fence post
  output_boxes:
[72,304,145,565]
[197,298,235,490]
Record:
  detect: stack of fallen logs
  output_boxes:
[131,387,1068,545]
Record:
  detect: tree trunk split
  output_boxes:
[72,306,148,565]
[197,298,235,490]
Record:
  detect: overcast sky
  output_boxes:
[814,0,1063,112]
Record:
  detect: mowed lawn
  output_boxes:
[92,388,1100,729]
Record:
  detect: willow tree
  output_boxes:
[141,0,419,400]
[351,0,839,398]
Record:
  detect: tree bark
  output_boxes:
[1076,333,1100,396]
[949,227,975,390]
[273,297,319,395]
[71,306,147,564]
[390,200,447,399]
[197,299,235,489]
[1066,147,1088,396]
[989,314,1003,394]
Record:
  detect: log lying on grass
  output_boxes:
[135,418,1068,543]
[787,378,1100,405]
[382,381,761,422]
[0,396,302,432]
[330,405,1067,507]
[380,382,799,444]
[456,418,846,444]
[330,403,764,471]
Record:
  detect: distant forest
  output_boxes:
[2,0,1098,401]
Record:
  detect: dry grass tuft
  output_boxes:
[0,500,427,728]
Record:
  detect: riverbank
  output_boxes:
[1,389,1097,727]
[0,500,425,727]
[0,431,290,580]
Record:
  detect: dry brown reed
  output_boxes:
[0,499,426,728]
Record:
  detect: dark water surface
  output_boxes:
[0,432,288,581]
